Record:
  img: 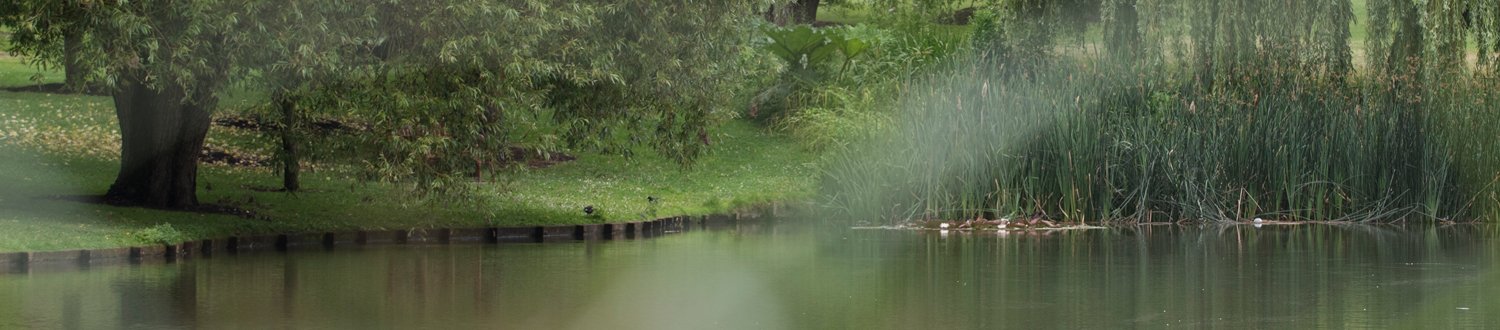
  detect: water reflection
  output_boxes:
[0,224,1497,328]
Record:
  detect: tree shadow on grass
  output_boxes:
[40,194,264,220]
[1,83,109,96]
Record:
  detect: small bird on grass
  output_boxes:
[583,205,604,222]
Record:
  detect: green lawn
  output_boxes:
[0,64,816,252]
[0,56,60,88]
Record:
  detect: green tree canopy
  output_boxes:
[0,0,95,87]
[1,0,762,208]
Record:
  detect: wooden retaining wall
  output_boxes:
[0,204,784,274]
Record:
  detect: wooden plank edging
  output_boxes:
[0,205,780,273]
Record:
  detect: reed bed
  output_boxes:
[820,58,1500,224]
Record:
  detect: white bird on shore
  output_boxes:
[939,222,950,229]
[1253,218,1264,223]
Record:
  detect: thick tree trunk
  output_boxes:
[276,92,301,192]
[106,71,212,209]
[792,0,820,24]
[766,0,820,26]
[62,27,84,89]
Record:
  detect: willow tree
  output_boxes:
[1476,1,1500,72]
[970,0,1068,74]
[4,0,761,208]
[1367,0,1482,78]
[1107,0,1500,88]
[3,1,244,208]
[1102,0,1140,58]
[0,0,94,88]
[1173,0,1354,89]
[232,2,382,192]
[336,0,761,192]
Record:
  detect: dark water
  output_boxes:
[2,224,1498,329]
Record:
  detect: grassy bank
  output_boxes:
[0,64,816,252]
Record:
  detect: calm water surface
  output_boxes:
[2,223,1498,329]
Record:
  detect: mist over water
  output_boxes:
[3,223,1498,329]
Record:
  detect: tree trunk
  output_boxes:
[1324,0,1355,80]
[106,71,212,209]
[1192,0,1221,88]
[792,0,820,24]
[766,0,820,26]
[276,92,301,192]
[1381,0,1427,201]
[62,26,84,89]
[1388,0,1426,79]
[1105,0,1140,58]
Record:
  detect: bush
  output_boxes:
[751,22,969,151]
[130,223,187,245]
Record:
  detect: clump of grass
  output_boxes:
[128,223,186,245]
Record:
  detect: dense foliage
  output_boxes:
[0,1,93,86]
[818,0,1500,224]
[8,0,1500,224]
[1,0,763,205]
[318,0,764,193]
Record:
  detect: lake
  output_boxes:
[2,223,1497,329]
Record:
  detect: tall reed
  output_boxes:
[819,58,1500,224]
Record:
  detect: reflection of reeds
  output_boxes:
[820,57,1500,225]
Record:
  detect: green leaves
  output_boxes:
[5,0,765,197]
[828,34,870,62]
[762,25,870,74]
[316,0,763,194]
[753,24,879,125]
[764,25,836,69]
